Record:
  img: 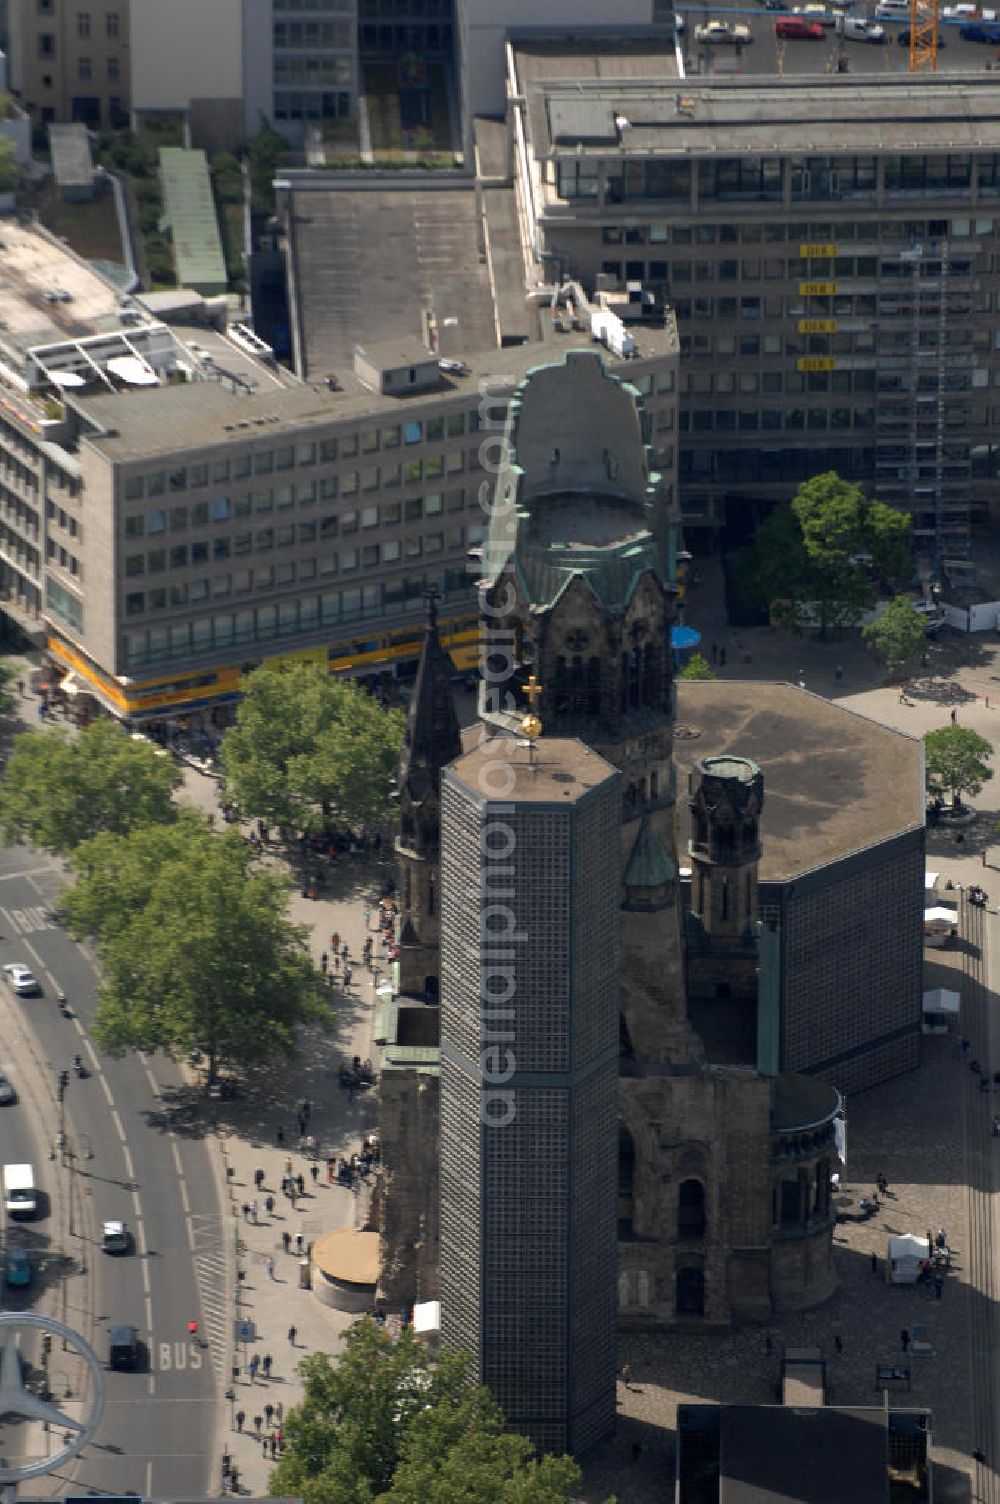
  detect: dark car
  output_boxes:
[961,20,1000,40]
[108,1324,139,1371]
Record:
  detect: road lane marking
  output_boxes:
[122,1144,135,1182]
[101,1075,116,1110]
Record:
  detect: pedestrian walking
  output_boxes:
[248,1354,259,1383]
[835,665,843,686]
[275,1401,283,1424]
[288,1325,297,1346]
[321,952,329,973]
[871,1250,878,1275]
[265,1403,274,1427]
[253,1414,263,1438]
[341,942,348,962]
[302,1099,311,1123]
[833,1334,843,1355]
[901,1328,909,1353]
[311,1163,319,1184]
[620,1363,633,1390]
[265,1194,275,1218]
[332,931,340,952]
[297,1172,305,1196]
[241,1202,250,1221]
[282,1230,291,1253]
[328,1156,336,1184]
[297,1113,306,1138]
[251,1199,259,1224]
[344,965,353,988]
[262,1353,272,1378]
[285,1156,293,1176]
[266,1256,276,1280]
[254,1168,265,1191]
[295,1230,304,1254]
[935,1276,943,1299]
[289,1184,298,1209]
[236,1409,245,1432]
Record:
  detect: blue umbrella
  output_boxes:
[671,626,702,651]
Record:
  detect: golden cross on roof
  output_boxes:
[524,673,543,711]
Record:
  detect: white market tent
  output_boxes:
[924,907,958,926]
[925,871,940,894]
[888,1233,930,1285]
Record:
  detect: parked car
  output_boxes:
[0,1069,16,1105]
[776,14,826,33]
[5,1248,31,1288]
[844,15,886,37]
[102,1220,130,1254]
[695,19,753,40]
[961,19,1000,38]
[3,964,40,996]
[795,4,841,23]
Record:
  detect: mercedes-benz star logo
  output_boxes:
[0,1313,105,1483]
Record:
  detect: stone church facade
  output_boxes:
[378,348,843,1329]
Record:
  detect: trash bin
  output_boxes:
[298,1257,311,1290]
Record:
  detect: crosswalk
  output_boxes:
[1,905,54,936]
[190,1214,229,1378]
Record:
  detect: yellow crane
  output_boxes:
[909,0,940,70]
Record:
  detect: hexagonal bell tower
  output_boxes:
[687,755,764,1012]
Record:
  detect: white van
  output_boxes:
[874,0,908,16]
[3,1162,37,1217]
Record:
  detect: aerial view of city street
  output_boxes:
[2,1,1000,1502]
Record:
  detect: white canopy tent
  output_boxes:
[888,1233,930,1284]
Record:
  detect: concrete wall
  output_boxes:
[130,0,243,117]
[459,0,655,120]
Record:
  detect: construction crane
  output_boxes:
[908,0,940,70]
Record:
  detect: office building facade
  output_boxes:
[511,55,1000,558]
[7,0,129,128]
[439,735,620,1456]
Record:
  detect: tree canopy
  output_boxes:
[733,473,912,636]
[220,663,405,834]
[677,652,717,682]
[0,718,181,853]
[270,1322,581,1504]
[0,137,18,194]
[861,596,928,678]
[64,812,327,1077]
[924,725,994,806]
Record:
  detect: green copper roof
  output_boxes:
[625,814,677,890]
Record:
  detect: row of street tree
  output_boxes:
[0,664,406,1081]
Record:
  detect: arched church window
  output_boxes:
[678,1179,706,1240]
[720,875,729,922]
[587,656,601,714]
[675,1266,705,1317]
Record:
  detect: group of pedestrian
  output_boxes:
[245,1351,274,1384]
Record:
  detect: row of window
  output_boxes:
[610,255,976,283]
[123,578,475,669]
[668,291,989,323]
[73,55,120,80]
[273,0,354,10]
[681,330,984,363]
[273,90,353,120]
[122,486,475,540]
[274,56,353,84]
[123,518,475,578]
[558,155,1000,204]
[273,20,352,46]
[121,414,477,499]
[45,538,79,576]
[602,218,995,246]
[73,9,121,37]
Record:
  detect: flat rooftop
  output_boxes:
[715,1405,898,1503]
[446,735,618,805]
[521,65,1000,156]
[72,319,677,460]
[0,222,126,361]
[285,183,499,380]
[674,681,923,882]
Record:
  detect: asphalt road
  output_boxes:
[0,844,222,1497]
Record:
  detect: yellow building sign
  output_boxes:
[799,281,837,297]
[798,319,837,334]
[797,357,837,373]
[800,243,838,258]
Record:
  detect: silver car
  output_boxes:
[3,964,40,996]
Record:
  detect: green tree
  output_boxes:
[64,814,327,1078]
[861,596,927,678]
[0,137,18,194]
[270,1322,581,1504]
[733,474,912,636]
[220,663,404,834]
[0,659,18,715]
[0,718,181,854]
[677,652,718,682]
[924,725,994,808]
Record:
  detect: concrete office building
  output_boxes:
[439,733,621,1456]
[0,218,678,723]
[128,0,357,151]
[7,0,129,128]
[508,41,1000,557]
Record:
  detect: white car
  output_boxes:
[796,3,841,21]
[3,964,40,996]
[102,1220,130,1254]
[843,15,885,37]
[0,1069,16,1105]
[695,19,752,41]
